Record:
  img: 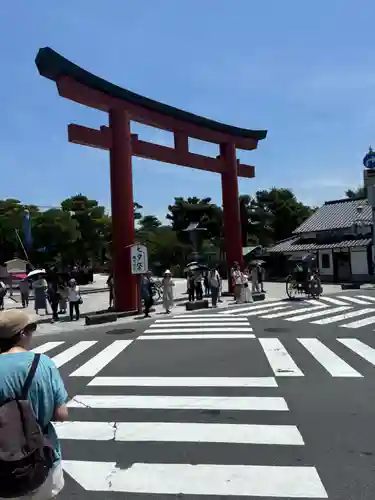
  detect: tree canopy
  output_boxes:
[0,187,314,273]
[345,186,366,199]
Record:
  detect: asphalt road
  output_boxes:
[31,291,375,499]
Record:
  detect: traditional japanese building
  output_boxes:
[267,197,373,282]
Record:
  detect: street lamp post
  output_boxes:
[363,147,375,274]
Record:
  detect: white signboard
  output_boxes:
[130,244,148,274]
[5,259,27,274]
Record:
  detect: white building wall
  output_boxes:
[350,248,368,276]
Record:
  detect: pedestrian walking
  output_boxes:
[0,281,7,311]
[19,278,30,308]
[47,279,60,323]
[187,271,195,302]
[57,281,68,314]
[0,310,69,500]
[141,271,154,318]
[33,275,48,315]
[194,270,203,300]
[67,279,81,321]
[162,270,175,314]
[258,264,266,293]
[204,272,210,297]
[209,268,221,307]
[217,267,223,302]
[107,274,114,309]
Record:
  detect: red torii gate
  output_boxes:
[35,47,267,313]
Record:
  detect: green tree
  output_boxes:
[0,199,40,262]
[31,209,80,267]
[239,194,274,247]
[166,196,222,242]
[133,202,143,221]
[61,194,110,265]
[345,186,366,199]
[138,215,162,232]
[254,188,314,243]
[140,225,188,272]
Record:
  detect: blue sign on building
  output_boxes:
[363,147,375,169]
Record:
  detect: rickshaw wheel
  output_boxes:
[309,275,322,299]
[286,275,298,300]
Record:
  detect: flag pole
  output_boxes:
[14,229,32,267]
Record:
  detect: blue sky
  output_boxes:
[1,0,374,221]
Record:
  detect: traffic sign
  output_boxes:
[363,147,375,169]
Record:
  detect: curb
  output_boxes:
[35,296,190,326]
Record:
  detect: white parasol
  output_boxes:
[27,269,46,279]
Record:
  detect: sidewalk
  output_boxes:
[4,280,346,337]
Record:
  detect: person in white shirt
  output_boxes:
[241,268,252,303]
[67,279,81,321]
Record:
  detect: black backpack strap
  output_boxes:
[22,354,41,399]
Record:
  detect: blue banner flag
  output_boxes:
[23,210,32,250]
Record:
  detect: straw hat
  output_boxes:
[0,310,38,340]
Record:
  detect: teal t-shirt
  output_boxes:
[0,351,68,462]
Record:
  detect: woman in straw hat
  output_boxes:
[161,270,175,314]
[0,310,69,499]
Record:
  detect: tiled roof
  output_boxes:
[243,246,262,256]
[293,198,372,234]
[268,237,372,253]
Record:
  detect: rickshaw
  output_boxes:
[285,253,322,300]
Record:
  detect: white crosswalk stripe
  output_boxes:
[69,340,134,377]
[311,308,374,325]
[338,338,375,366]
[259,338,303,376]
[340,314,375,328]
[356,295,375,302]
[50,341,97,368]
[257,337,375,378]
[220,294,375,329]
[297,338,362,377]
[88,376,278,387]
[337,296,374,305]
[142,314,254,338]
[261,305,328,319]
[138,333,256,339]
[32,341,65,354]
[31,334,375,382]
[286,306,352,322]
[220,300,288,315]
[56,373,327,497]
[316,296,348,305]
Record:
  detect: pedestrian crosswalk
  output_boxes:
[56,375,328,497]
[220,294,375,329]
[32,339,135,377]
[140,313,254,339]
[32,334,375,379]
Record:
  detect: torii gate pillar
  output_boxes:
[220,141,243,276]
[109,108,137,311]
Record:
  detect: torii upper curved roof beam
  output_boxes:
[35,47,267,150]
